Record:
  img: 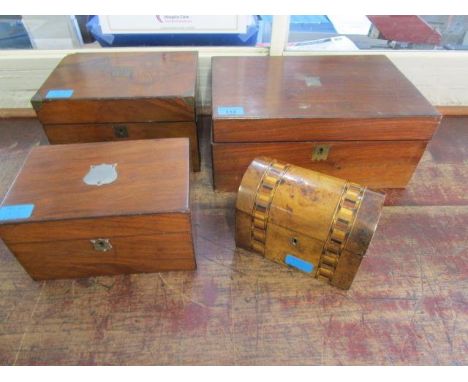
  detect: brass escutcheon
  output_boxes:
[91,238,112,252]
[311,145,330,161]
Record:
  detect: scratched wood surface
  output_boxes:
[0,116,467,365]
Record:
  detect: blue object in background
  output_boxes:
[261,15,336,34]
[87,16,260,47]
[0,16,32,49]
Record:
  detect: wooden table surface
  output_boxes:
[0,116,466,365]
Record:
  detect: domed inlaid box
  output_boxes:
[236,157,385,290]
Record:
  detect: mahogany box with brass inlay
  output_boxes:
[31,52,201,171]
[212,55,441,191]
[0,139,196,280]
[236,157,385,290]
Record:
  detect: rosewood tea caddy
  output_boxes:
[0,139,196,280]
[31,51,201,170]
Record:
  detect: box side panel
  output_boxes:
[44,121,200,171]
[235,210,253,251]
[0,214,191,244]
[212,117,440,143]
[330,249,363,290]
[35,98,195,125]
[345,188,386,256]
[212,140,428,191]
[1,213,195,280]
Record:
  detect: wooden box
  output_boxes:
[236,157,385,290]
[0,138,196,280]
[212,55,441,191]
[31,52,201,171]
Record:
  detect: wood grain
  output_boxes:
[383,116,468,206]
[235,157,385,290]
[212,56,440,145]
[33,98,196,125]
[211,56,440,191]
[11,230,196,280]
[0,214,192,244]
[0,116,466,365]
[213,117,440,142]
[32,52,198,124]
[436,106,468,116]
[212,56,439,121]
[0,139,190,222]
[213,140,428,191]
[0,108,37,119]
[0,138,195,280]
[44,121,200,171]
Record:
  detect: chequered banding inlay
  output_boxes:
[250,161,289,254]
[316,183,365,282]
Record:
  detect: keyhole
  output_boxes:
[114,125,128,138]
[290,237,299,247]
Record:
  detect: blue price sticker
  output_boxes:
[45,89,74,99]
[284,254,314,273]
[217,106,244,116]
[0,204,35,222]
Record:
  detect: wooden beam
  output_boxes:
[436,105,468,116]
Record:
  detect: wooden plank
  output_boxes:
[436,106,468,116]
[0,109,37,119]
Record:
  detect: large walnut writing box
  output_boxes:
[31,52,200,171]
[212,55,441,191]
[0,139,196,280]
[236,157,385,290]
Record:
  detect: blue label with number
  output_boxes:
[0,204,35,221]
[46,89,74,99]
[284,254,314,273]
[217,106,244,116]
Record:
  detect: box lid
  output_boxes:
[31,52,197,124]
[0,139,190,225]
[212,55,440,142]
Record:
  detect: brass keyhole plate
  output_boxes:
[312,145,330,161]
[91,238,112,252]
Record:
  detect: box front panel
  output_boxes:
[0,213,196,280]
[44,121,200,171]
[213,140,428,191]
[34,97,195,125]
[10,231,196,280]
[213,117,440,143]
